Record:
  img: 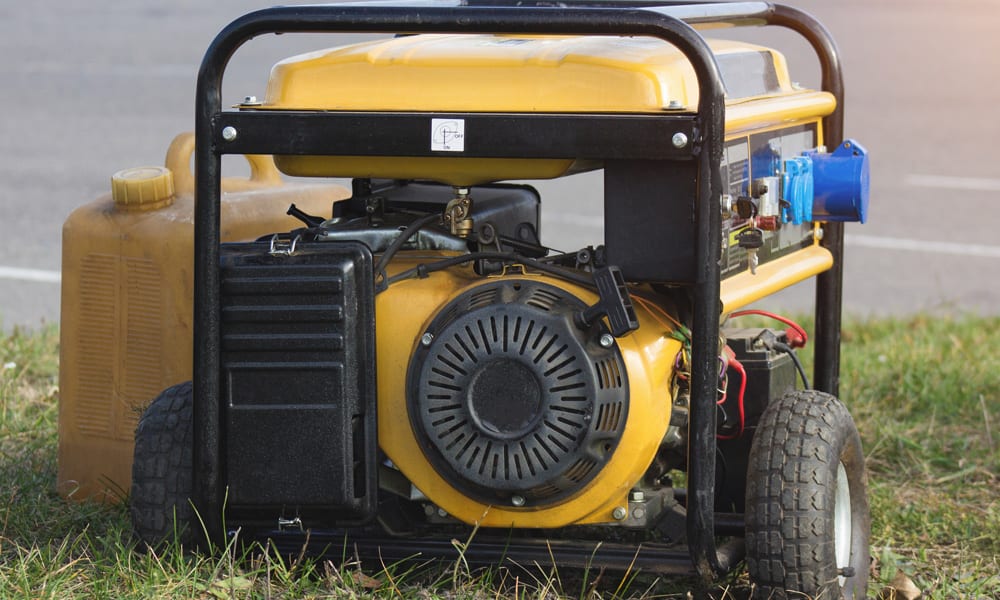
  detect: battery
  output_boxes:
[714,327,798,511]
[723,327,797,426]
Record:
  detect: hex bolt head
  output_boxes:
[671,132,689,149]
[421,332,435,347]
[612,506,628,521]
[599,334,615,348]
[221,126,238,142]
[511,495,526,507]
[630,490,645,502]
[667,100,684,110]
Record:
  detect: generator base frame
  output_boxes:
[192,1,847,580]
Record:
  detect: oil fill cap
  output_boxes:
[111,166,175,210]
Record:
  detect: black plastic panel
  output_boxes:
[219,241,376,521]
[604,159,698,282]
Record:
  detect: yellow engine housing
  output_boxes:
[375,255,681,528]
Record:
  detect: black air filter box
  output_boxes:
[218,241,376,524]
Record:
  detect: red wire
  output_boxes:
[728,309,808,348]
[717,346,747,440]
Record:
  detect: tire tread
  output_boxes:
[746,389,868,599]
[129,381,195,548]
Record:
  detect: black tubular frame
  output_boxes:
[193,1,844,580]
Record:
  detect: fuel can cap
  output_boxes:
[111,166,175,210]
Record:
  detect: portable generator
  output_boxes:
[59,2,873,598]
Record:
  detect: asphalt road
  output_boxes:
[2,0,998,330]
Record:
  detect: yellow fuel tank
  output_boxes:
[57,132,349,502]
[260,34,834,184]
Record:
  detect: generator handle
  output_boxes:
[767,4,846,397]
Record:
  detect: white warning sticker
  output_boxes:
[431,118,465,152]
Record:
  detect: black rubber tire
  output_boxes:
[130,381,196,549]
[745,390,870,599]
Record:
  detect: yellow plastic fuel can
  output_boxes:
[57,132,348,502]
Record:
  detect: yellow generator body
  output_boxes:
[58,133,348,501]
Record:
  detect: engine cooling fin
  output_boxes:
[408,280,629,507]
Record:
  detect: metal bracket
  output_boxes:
[268,233,302,256]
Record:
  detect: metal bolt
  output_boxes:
[612,506,628,521]
[437,508,448,518]
[243,95,258,104]
[421,332,434,347]
[424,505,436,516]
[221,126,238,142]
[630,490,645,502]
[671,132,689,149]
[667,100,684,110]
[816,227,825,241]
[511,495,526,507]
[599,334,615,348]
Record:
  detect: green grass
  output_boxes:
[839,315,1000,598]
[1,316,998,598]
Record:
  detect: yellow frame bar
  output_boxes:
[720,244,833,313]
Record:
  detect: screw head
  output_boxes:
[671,132,689,149]
[667,100,684,110]
[221,126,238,142]
[243,95,259,104]
[421,332,434,347]
[511,495,526,507]
[612,506,628,521]
[599,334,615,348]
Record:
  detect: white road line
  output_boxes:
[904,174,1000,192]
[846,234,1000,259]
[0,266,61,284]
